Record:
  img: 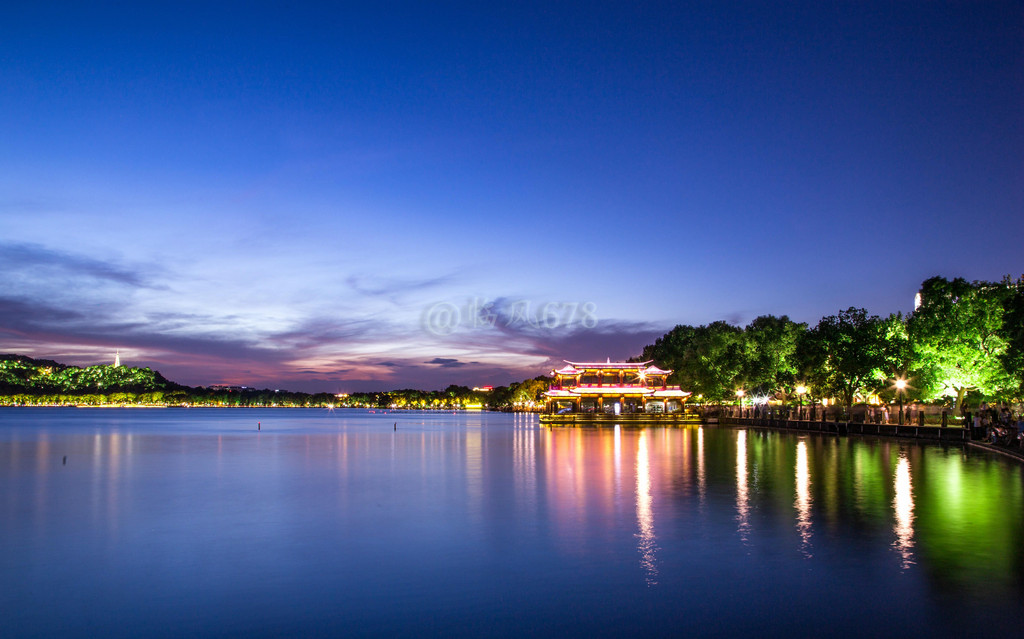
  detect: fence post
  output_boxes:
[941,410,947,428]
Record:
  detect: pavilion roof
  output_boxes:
[543,389,575,397]
[642,365,672,376]
[552,365,583,376]
[563,360,653,370]
[651,388,691,398]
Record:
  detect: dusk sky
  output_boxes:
[1,1,1021,392]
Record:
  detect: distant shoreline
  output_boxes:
[0,404,512,412]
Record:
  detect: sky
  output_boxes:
[1,1,1022,392]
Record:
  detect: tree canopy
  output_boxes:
[633,276,1022,409]
[908,276,1016,411]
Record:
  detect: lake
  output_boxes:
[2,408,1022,637]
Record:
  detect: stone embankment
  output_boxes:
[721,416,970,442]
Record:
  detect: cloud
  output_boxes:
[0,241,159,289]
[0,244,675,393]
[345,273,459,303]
[424,357,467,368]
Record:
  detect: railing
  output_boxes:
[720,415,971,441]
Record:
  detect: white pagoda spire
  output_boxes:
[113,349,120,367]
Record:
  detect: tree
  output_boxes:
[871,312,912,402]
[998,277,1024,396]
[908,276,1014,411]
[741,315,806,402]
[798,308,889,409]
[639,324,697,385]
[679,321,746,401]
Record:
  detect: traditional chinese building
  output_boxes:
[542,360,691,415]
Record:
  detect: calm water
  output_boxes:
[2,408,1023,638]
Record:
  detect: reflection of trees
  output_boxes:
[533,427,1021,594]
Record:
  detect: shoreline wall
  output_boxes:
[720,416,972,442]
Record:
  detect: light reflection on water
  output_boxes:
[635,430,657,585]
[894,450,915,569]
[795,439,812,555]
[1,408,1023,638]
[736,429,750,540]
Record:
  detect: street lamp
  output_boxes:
[736,389,745,417]
[796,385,807,420]
[895,378,907,425]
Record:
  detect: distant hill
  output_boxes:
[0,354,543,410]
[0,354,182,394]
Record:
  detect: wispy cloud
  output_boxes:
[424,357,467,368]
[0,243,673,392]
[0,241,161,289]
[345,273,459,303]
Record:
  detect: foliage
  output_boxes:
[641,317,807,403]
[0,354,180,395]
[741,315,807,400]
[998,277,1024,396]
[640,322,744,401]
[796,308,892,408]
[907,276,1015,411]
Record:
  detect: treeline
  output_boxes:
[638,275,1024,412]
[0,354,549,410]
[339,377,549,410]
[0,354,181,395]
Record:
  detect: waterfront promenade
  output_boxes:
[721,415,970,441]
[722,414,1024,463]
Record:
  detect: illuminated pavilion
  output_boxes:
[542,360,691,415]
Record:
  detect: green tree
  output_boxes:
[908,276,1014,411]
[741,315,806,402]
[798,308,890,409]
[681,321,746,401]
[639,324,697,385]
[998,276,1024,396]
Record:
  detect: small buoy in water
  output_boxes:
[63,456,67,465]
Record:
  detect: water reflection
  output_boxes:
[635,430,658,585]
[697,426,706,505]
[736,429,750,540]
[3,410,1024,638]
[513,415,536,493]
[893,451,915,568]
[614,424,622,498]
[795,439,812,555]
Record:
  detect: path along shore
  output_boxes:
[722,415,1024,463]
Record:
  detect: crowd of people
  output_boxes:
[976,402,1024,449]
[732,401,1024,452]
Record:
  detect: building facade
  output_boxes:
[543,360,690,414]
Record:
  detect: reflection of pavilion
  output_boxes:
[541,360,693,424]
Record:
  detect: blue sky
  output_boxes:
[1,1,1022,391]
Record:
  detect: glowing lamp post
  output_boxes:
[895,378,907,425]
[736,389,745,417]
[796,385,807,420]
